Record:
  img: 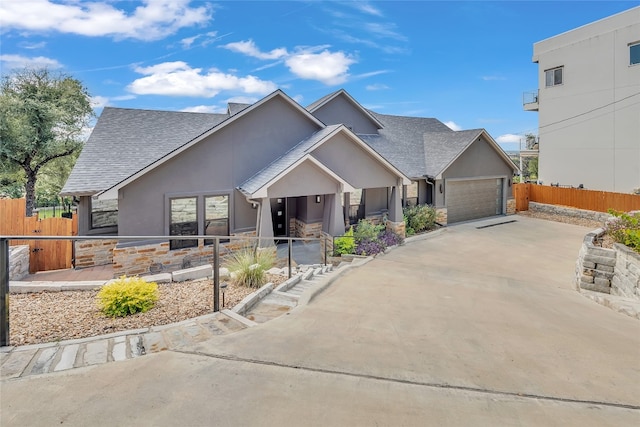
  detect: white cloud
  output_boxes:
[18,41,47,50]
[285,49,356,85]
[222,40,288,60]
[496,134,522,144]
[366,83,389,91]
[180,31,221,49]
[90,96,110,109]
[180,105,226,114]
[0,54,62,70]
[346,1,383,17]
[128,61,278,97]
[444,121,462,131]
[0,0,211,41]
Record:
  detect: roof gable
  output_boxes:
[307,89,384,131]
[61,107,228,196]
[92,90,326,199]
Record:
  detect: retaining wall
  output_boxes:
[576,229,640,301]
[530,202,612,222]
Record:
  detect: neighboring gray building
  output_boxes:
[62,89,517,275]
[524,6,640,193]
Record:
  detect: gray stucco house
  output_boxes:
[62,89,517,275]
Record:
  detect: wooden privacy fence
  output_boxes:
[0,198,78,273]
[513,183,640,213]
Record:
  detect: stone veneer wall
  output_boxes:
[530,202,611,222]
[435,208,447,225]
[112,231,256,277]
[575,228,616,293]
[612,243,640,299]
[8,245,29,281]
[386,220,406,238]
[506,197,516,215]
[291,218,322,238]
[75,239,118,268]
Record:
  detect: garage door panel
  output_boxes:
[447,179,503,223]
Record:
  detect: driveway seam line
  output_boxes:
[172,350,640,411]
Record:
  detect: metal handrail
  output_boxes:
[0,234,327,347]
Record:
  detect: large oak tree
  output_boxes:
[0,68,93,216]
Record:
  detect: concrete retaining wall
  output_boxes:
[8,245,30,281]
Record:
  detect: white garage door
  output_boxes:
[446,178,504,224]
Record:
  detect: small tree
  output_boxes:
[0,68,93,216]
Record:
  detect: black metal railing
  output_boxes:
[0,234,327,347]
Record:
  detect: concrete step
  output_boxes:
[0,311,248,379]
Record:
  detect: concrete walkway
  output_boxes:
[2,216,639,426]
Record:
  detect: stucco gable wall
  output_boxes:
[117,96,321,236]
[312,95,379,134]
[442,137,514,196]
[311,133,398,189]
[267,160,342,198]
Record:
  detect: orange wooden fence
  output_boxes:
[0,198,78,273]
[513,183,640,213]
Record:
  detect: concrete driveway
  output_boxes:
[2,216,639,426]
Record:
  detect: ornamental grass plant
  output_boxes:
[226,245,276,288]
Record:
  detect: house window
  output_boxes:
[403,182,418,207]
[204,195,229,245]
[545,66,563,87]
[631,42,640,65]
[348,189,365,225]
[91,198,118,229]
[170,197,198,249]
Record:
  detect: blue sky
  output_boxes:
[1,1,638,151]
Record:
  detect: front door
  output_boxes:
[270,198,287,237]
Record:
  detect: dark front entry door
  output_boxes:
[271,197,287,237]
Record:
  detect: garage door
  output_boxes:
[446,178,503,224]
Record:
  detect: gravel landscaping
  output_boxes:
[8,274,286,347]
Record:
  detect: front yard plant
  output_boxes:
[226,245,276,288]
[333,218,403,257]
[606,210,640,253]
[96,276,159,317]
[403,204,436,236]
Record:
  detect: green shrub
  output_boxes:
[334,226,355,255]
[403,204,436,233]
[96,276,159,317]
[606,210,640,252]
[354,219,384,242]
[226,245,276,288]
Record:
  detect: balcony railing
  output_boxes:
[520,136,539,156]
[523,90,539,111]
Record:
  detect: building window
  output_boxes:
[204,195,229,245]
[91,198,118,229]
[631,42,640,65]
[545,66,563,87]
[170,197,198,249]
[403,182,418,207]
[348,189,365,225]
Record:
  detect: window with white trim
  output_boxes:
[545,66,563,87]
[630,42,640,65]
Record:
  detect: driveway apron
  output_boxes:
[192,216,639,407]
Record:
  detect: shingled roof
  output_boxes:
[358,112,454,178]
[61,107,228,196]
